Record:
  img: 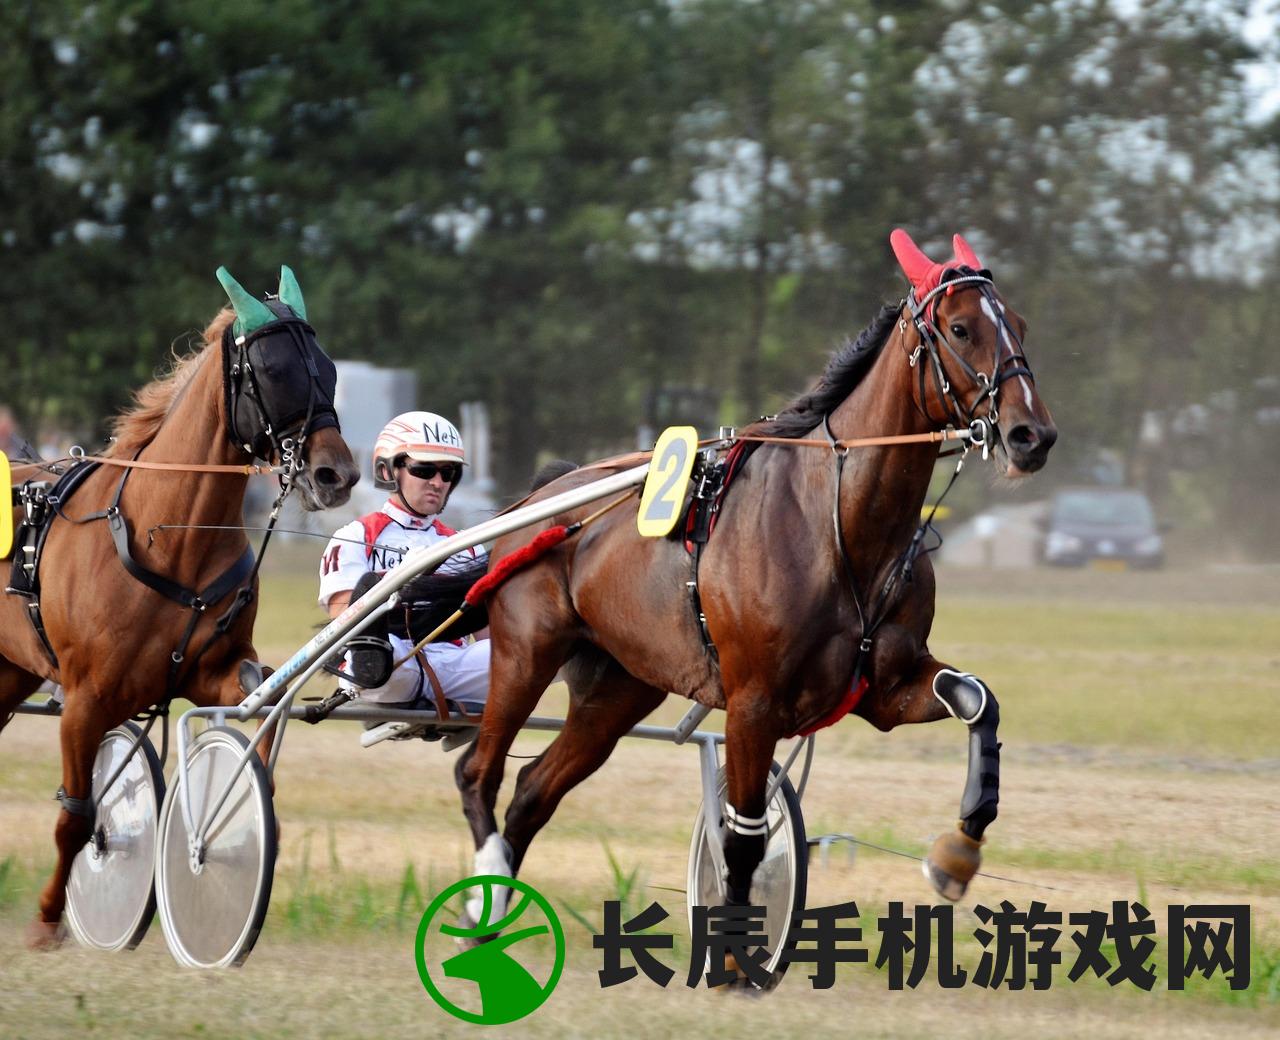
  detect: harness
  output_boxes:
[7,459,257,695]
[681,441,754,661]
[6,461,102,667]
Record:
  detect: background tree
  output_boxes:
[2,0,1276,554]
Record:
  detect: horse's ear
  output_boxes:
[952,233,982,270]
[890,228,936,292]
[216,267,276,338]
[277,265,307,321]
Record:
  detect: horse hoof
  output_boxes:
[24,918,64,950]
[923,829,983,902]
[451,910,491,951]
[712,954,768,996]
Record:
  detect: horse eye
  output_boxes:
[949,324,968,340]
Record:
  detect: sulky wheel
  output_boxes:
[686,759,808,987]
[64,722,165,952]
[154,725,277,968]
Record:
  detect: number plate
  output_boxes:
[637,427,698,538]
[0,451,11,558]
[1090,558,1127,572]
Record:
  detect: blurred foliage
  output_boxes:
[2,0,1277,552]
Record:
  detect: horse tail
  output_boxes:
[530,459,578,492]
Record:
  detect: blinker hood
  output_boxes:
[216,265,339,457]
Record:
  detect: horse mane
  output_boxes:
[105,307,234,458]
[744,301,902,440]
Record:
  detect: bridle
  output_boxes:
[221,298,340,490]
[902,269,1037,459]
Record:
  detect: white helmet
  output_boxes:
[372,411,466,490]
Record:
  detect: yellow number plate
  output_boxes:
[637,427,698,538]
[0,451,11,558]
[1090,558,1127,572]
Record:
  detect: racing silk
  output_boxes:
[318,499,485,611]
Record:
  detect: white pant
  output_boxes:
[344,636,491,708]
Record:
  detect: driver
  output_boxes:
[318,411,489,746]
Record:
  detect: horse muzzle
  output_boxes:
[296,427,359,510]
[998,419,1057,477]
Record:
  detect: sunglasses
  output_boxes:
[401,460,461,483]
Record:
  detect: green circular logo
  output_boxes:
[415,875,565,1025]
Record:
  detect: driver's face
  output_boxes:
[395,461,449,517]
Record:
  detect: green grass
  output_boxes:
[929,597,1280,760]
[251,564,1280,761]
[802,820,1280,903]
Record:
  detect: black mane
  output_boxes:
[745,302,902,440]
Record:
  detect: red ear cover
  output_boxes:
[952,233,982,270]
[891,227,947,297]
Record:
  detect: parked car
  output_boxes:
[1039,487,1166,569]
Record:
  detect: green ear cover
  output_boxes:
[216,266,277,338]
[277,265,307,320]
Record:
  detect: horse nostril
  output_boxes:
[1007,424,1038,452]
[313,465,340,489]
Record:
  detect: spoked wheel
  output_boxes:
[687,760,808,988]
[64,722,165,952]
[155,725,276,968]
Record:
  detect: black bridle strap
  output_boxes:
[908,280,1038,431]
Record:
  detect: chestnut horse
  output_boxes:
[456,230,1057,965]
[0,267,359,945]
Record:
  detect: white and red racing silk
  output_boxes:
[318,499,491,707]
[318,499,485,611]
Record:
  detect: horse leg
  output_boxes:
[27,690,111,948]
[0,659,44,735]
[190,651,275,770]
[721,693,784,901]
[705,692,789,987]
[454,630,572,922]
[503,655,666,875]
[857,653,1002,901]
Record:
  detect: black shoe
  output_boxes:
[348,635,394,688]
[348,571,393,688]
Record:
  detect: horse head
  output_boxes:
[216,266,359,508]
[891,229,1057,476]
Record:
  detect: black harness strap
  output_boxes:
[5,460,104,669]
[683,453,727,662]
[108,505,256,695]
[821,411,968,710]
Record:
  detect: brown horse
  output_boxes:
[455,230,1057,964]
[0,267,358,945]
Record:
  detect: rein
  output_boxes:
[64,452,282,475]
[728,428,971,451]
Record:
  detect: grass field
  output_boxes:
[1,557,1278,1037]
